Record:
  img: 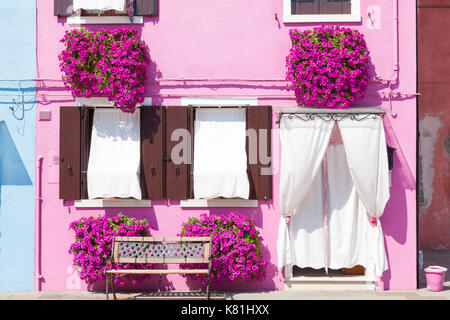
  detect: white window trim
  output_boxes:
[283,0,361,23]
[67,15,143,25]
[74,199,151,208]
[181,97,258,107]
[180,97,259,208]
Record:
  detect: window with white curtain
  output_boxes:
[87,108,142,200]
[283,0,361,23]
[193,109,250,200]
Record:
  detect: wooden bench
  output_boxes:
[105,236,212,300]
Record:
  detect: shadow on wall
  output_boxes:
[379,115,416,290]
[0,120,33,191]
[0,121,33,258]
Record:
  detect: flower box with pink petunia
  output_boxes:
[58,27,149,113]
[178,213,267,284]
[286,25,370,109]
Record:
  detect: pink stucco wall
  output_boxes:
[35,0,417,291]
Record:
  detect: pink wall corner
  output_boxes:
[35,0,417,291]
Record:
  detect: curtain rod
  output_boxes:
[276,111,386,125]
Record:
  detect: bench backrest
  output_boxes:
[111,236,212,264]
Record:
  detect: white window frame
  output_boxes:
[283,0,361,23]
[72,97,152,208]
[179,97,259,208]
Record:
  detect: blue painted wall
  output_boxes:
[0,0,36,291]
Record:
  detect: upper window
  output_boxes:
[283,0,361,23]
[53,0,158,24]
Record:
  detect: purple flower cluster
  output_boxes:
[58,27,149,113]
[286,25,370,109]
[178,213,267,284]
[69,213,153,286]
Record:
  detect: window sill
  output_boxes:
[180,199,258,208]
[67,16,143,25]
[283,14,361,24]
[74,199,151,208]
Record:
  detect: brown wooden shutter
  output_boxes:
[54,0,74,17]
[141,106,165,200]
[165,106,191,200]
[246,106,272,200]
[59,107,81,200]
[135,0,158,16]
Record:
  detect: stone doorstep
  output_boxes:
[284,275,376,291]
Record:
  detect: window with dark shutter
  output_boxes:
[59,106,81,200]
[291,0,351,15]
[246,106,272,200]
[59,105,272,203]
[54,0,159,17]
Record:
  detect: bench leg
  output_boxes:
[111,275,117,300]
[206,274,211,300]
[106,274,109,300]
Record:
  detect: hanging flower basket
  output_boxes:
[286,25,370,109]
[58,27,150,113]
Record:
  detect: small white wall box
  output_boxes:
[39,110,52,121]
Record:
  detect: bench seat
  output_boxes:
[106,269,209,275]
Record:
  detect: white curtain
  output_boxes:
[279,117,334,217]
[193,109,249,199]
[277,117,333,271]
[87,109,142,200]
[285,168,326,270]
[326,144,369,269]
[338,117,390,276]
[280,144,370,272]
[73,0,125,11]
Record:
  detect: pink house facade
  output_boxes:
[35,0,418,292]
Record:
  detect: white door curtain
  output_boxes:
[277,117,334,271]
[87,108,142,200]
[193,108,250,199]
[277,115,390,277]
[338,117,390,277]
[73,0,125,11]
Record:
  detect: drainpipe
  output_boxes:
[389,0,399,116]
[35,155,44,291]
[390,0,399,86]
